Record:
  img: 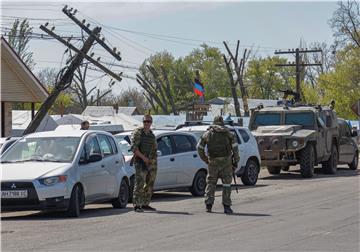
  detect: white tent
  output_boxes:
[12,110,58,136]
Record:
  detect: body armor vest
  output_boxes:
[139,129,155,158]
[207,129,231,158]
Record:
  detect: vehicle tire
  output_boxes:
[349,152,359,170]
[190,170,207,196]
[282,165,290,171]
[322,144,338,174]
[267,166,281,175]
[112,179,129,208]
[67,184,83,217]
[241,159,259,186]
[128,176,135,203]
[299,144,315,178]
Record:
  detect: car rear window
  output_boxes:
[172,135,193,153]
[238,129,250,143]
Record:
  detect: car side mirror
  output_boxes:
[157,150,162,156]
[88,153,102,163]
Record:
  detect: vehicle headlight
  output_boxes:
[39,175,67,186]
[291,140,299,148]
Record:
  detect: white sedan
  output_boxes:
[177,124,261,186]
[1,130,130,217]
[115,130,208,197]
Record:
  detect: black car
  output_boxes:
[338,119,359,170]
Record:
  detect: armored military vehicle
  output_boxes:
[248,104,339,178]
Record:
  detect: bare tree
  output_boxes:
[330,1,360,48]
[7,19,35,69]
[223,40,251,116]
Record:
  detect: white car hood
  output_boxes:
[1,162,71,181]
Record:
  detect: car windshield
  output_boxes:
[285,112,315,127]
[0,137,80,163]
[115,135,133,156]
[253,113,281,127]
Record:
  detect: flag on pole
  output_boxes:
[193,79,204,97]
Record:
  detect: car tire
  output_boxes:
[112,179,129,209]
[190,170,207,196]
[322,144,338,174]
[267,166,281,175]
[67,184,83,217]
[299,144,315,178]
[282,165,290,171]
[349,152,359,170]
[241,159,259,186]
[128,176,135,203]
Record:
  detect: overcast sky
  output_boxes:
[1,1,339,94]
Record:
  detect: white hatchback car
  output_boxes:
[115,130,208,197]
[177,124,261,186]
[1,130,130,217]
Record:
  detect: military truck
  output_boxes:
[248,104,339,178]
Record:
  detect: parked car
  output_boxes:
[338,119,359,170]
[177,124,261,186]
[1,130,130,217]
[115,130,208,197]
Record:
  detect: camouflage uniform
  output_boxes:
[130,127,157,207]
[197,118,240,208]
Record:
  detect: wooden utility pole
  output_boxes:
[23,6,122,135]
[274,48,322,101]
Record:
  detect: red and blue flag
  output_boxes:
[193,80,204,97]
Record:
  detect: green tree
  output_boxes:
[7,19,35,69]
[244,56,295,99]
[317,47,360,119]
[184,44,230,99]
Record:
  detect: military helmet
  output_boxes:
[213,116,224,126]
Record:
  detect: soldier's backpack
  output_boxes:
[207,128,231,158]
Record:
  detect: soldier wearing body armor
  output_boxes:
[197,116,240,214]
[130,115,158,212]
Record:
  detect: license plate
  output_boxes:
[1,190,28,199]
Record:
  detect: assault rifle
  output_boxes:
[232,161,239,193]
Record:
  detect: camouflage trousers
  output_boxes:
[205,156,233,206]
[133,162,157,207]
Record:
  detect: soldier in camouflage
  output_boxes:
[130,115,158,212]
[197,116,240,214]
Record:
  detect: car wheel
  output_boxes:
[349,152,359,170]
[112,179,129,209]
[299,144,315,178]
[322,144,338,174]
[241,159,259,186]
[67,184,83,217]
[267,166,281,175]
[282,165,290,171]
[190,170,207,196]
[128,176,135,203]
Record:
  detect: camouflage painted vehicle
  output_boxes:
[248,104,339,178]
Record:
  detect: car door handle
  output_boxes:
[101,164,105,168]
[170,158,175,162]
[115,160,119,164]
[193,154,197,158]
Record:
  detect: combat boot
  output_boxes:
[223,205,233,214]
[142,205,156,211]
[134,206,144,212]
[206,204,212,213]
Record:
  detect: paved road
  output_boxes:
[2,165,359,252]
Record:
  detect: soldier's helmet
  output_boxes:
[213,116,224,126]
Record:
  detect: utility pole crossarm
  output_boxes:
[62,6,121,61]
[40,25,122,82]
